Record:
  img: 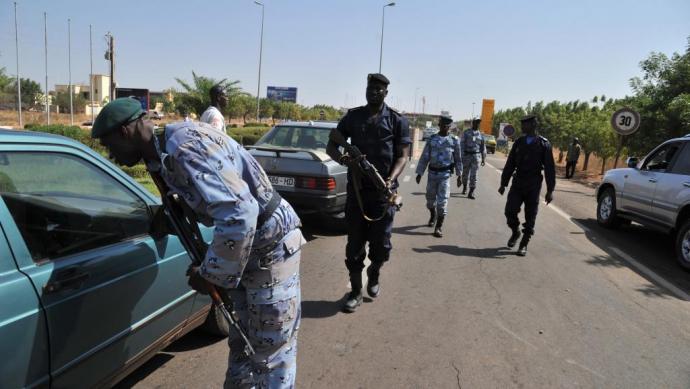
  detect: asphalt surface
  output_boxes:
[117,153,690,389]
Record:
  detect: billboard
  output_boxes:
[479,99,495,135]
[267,86,297,103]
[116,88,150,111]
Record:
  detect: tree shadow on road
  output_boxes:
[572,217,688,300]
[412,245,513,259]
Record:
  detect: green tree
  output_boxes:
[174,71,244,117]
[6,77,43,108]
[54,91,87,114]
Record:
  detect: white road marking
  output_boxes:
[403,175,411,182]
[610,247,690,301]
[565,359,606,380]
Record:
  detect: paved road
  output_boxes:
[118,154,690,389]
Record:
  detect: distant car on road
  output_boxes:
[596,135,690,269]
[247,121,347,221]
[0,129,224,388]
[483,134,497,154]
[422,127,439,141]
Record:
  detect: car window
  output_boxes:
[643,143,682,172]
[670,143,690,175]
[256,126,331,150]
[0,152,150,262]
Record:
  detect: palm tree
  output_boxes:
[174,71,245,116]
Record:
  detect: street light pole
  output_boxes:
[472,102,475,119]
[413,87,419,126]
[44,12,50,124]
[89,24,95,124]
[378,2,395,73]
[68,18,73,125]
[254,1,265,122]
[14,2,22,128]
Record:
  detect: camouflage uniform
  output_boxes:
[416,134,463,216]
[461,128,486,190]
[155,122,304,389]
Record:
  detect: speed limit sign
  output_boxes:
[611,108,641,136]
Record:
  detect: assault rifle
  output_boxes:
[149,172,256,356]
[329,130,403,221]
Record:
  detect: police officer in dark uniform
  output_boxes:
[498,115,556,256]
[326,73,411,312]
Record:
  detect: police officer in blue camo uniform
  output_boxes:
[327,73,411,313]
[415,114,463,237]
[92,98,304,389]
[461,118,486,199]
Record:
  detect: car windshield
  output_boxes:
[255,126,332,151]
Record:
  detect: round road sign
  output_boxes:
[503,124,516,137]
[611,108,641,136]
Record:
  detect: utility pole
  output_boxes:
[44,12,50,124]
[106,32,115,101]
[14,2,22,128]
[68,18,73,125]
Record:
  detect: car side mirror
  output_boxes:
[149,204,175,239]
[627,157,639,169]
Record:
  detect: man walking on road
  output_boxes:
[499,115,556,256]
[415,114,463,237]
[461,118,486,199]
[326,73,411,313]
[200,84,228,132]
[93,98,304,388]
[565,137,581,179]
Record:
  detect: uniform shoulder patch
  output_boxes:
[539,135,551,145]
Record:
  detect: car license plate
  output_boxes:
[269,175,295,187]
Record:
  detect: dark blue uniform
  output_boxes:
[335,103,411,275]
[501,135,556,237]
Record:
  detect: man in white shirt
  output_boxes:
[200,84,227,132]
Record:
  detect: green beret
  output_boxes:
[91,98,145,138]
[439,114,453,124]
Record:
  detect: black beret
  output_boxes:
[92,98,145,138]
[439,114,453,124]
[472,118,481,124]
[520,115,537,123]
[367,73,390,86]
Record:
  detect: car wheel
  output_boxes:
[597,187,621,228]
[676,219,690,271]
[201,305,230,337]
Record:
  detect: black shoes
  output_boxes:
[343,291,363,312]
[507,229,522,248]
[366,266,380,298]
[516,236,530,256]
[467,189,475,199]
[461,184,467,195]
[427,208,436,227]
[433,215,445,238]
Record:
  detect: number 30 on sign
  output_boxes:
[611,108,641,136]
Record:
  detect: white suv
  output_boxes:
[597,135,690,269]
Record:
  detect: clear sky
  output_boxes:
[1,0,688,119]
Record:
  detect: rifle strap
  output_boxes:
[352,169,388,222]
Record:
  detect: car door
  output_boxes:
[620,142,681,218]
[0,218,51,389]
[0,146,197,388]
[652,142,690,226]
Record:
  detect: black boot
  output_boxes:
[461,184,467,195]
[427,208,436,227]
[343,272,363,312]
[366,264,382,298]
[517,235,531,256]
[433,215,445,237]
[468,188,475,199]
[507,227,521,248]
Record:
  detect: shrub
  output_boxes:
[242,122,269,128]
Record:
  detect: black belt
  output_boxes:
[257,191,282,227]
[464,150,480,154]
[429,164,453,172]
